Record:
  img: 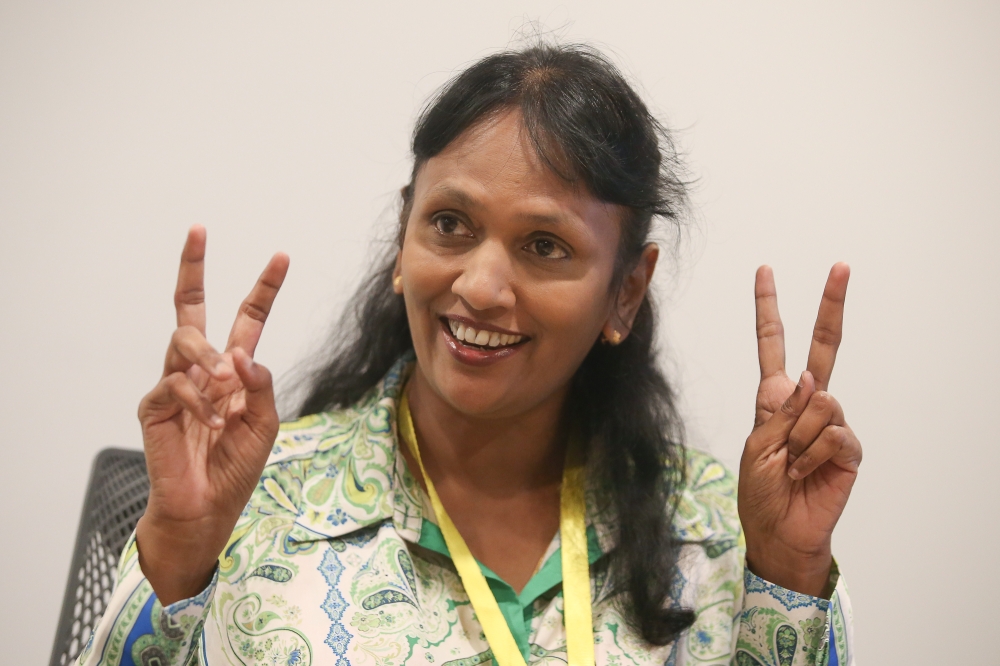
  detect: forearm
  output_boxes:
[135,513,226,605]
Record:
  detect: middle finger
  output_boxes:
[226,252,290,355]
[805,263,850,392]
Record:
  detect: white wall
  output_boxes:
[2,2,997,663]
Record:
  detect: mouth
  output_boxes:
[441,316,529,349]
[438,316,529,367]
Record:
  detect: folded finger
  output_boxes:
[787,391,845,463]
[164,326,233,380]
[755,265,786,379]
[141,372,225,429]
[788,424,852,480]
[226,253,290,355]
[175,225,208,333]
[805,263,850,392]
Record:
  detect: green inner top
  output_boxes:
[416,518,605,663]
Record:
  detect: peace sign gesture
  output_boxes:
[135,226,289,604]
[737,263,863,598]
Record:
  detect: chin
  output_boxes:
[431,362,525,417]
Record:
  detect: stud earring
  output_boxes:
[602,329,622,345]
[393,275,402,289]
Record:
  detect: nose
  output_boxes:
[451,240,516,313]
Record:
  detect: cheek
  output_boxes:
[525,279,610,345]
[400,242,457,320]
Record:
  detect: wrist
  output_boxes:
[745,541,833,598]
[136,515,222,605]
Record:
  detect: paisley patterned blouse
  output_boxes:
[78,358,855,666]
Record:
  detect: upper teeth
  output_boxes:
[448,319,523,347]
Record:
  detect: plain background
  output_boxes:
[2,2,998,663]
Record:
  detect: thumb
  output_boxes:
[750,371,815,456]
[232,347,277,426]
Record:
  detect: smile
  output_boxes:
[438,316,529,367]
[443,317,527,349]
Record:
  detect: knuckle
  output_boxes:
[756,321,784,340]
[779,398,799,417]
[811,324,842,347]
[163,372,186,392]
[239,300,269,323]
[829,425,849,447]
[819,425,845,452]
[810,391,834,411]
[174,286,206,307]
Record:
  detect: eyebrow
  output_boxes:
[427,185,481,210]
[427,184,569,227]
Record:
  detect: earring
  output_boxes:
[602,330,622,345]
[393,275,402,289]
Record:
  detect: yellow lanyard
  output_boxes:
[398,392,595,666]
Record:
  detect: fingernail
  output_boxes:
[797,372,806,388]
[788,467,802,480]
[787,453,798,464]
[214,362,231,377]
[210,415,225,428]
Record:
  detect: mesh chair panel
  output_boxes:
[51,448,149,666]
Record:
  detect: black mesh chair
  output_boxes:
[50,448,150,666]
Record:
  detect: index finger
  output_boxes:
[755,265,786,379]
[225,252,290,355]
[805,262,850,392]
[174,225,208,333]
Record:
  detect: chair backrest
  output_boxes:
[50,448,149,666]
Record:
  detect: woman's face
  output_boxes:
[395,109,656,419]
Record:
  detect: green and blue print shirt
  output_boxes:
[78,359,855,666]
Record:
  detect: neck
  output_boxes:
[403,365,569,497]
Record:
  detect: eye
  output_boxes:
[433,214,474,237]
[526,238,568,259]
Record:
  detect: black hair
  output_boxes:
[299,42,695,645]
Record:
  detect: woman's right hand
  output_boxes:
[135,225,289,605]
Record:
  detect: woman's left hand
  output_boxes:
[737,263,862,598]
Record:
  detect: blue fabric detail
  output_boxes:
[120,592,157,666]
[828,622,839,666]
[319,546,350,665]
[743,568,830,612]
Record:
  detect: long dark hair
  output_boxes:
[299,43,695,645]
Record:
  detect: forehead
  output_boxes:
[413,109,619,230]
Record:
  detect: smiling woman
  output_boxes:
[78,43,860,666]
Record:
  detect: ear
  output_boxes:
[391,250,404,294]
[601,243,659,343]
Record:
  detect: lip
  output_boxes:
[439,318,527,367]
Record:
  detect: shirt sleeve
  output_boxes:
[76,532,217,666]
[732,561,855,666]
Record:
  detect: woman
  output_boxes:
[80,43,860,666]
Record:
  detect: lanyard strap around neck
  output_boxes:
[398,391,594,666]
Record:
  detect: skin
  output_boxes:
[135,108,860,605]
